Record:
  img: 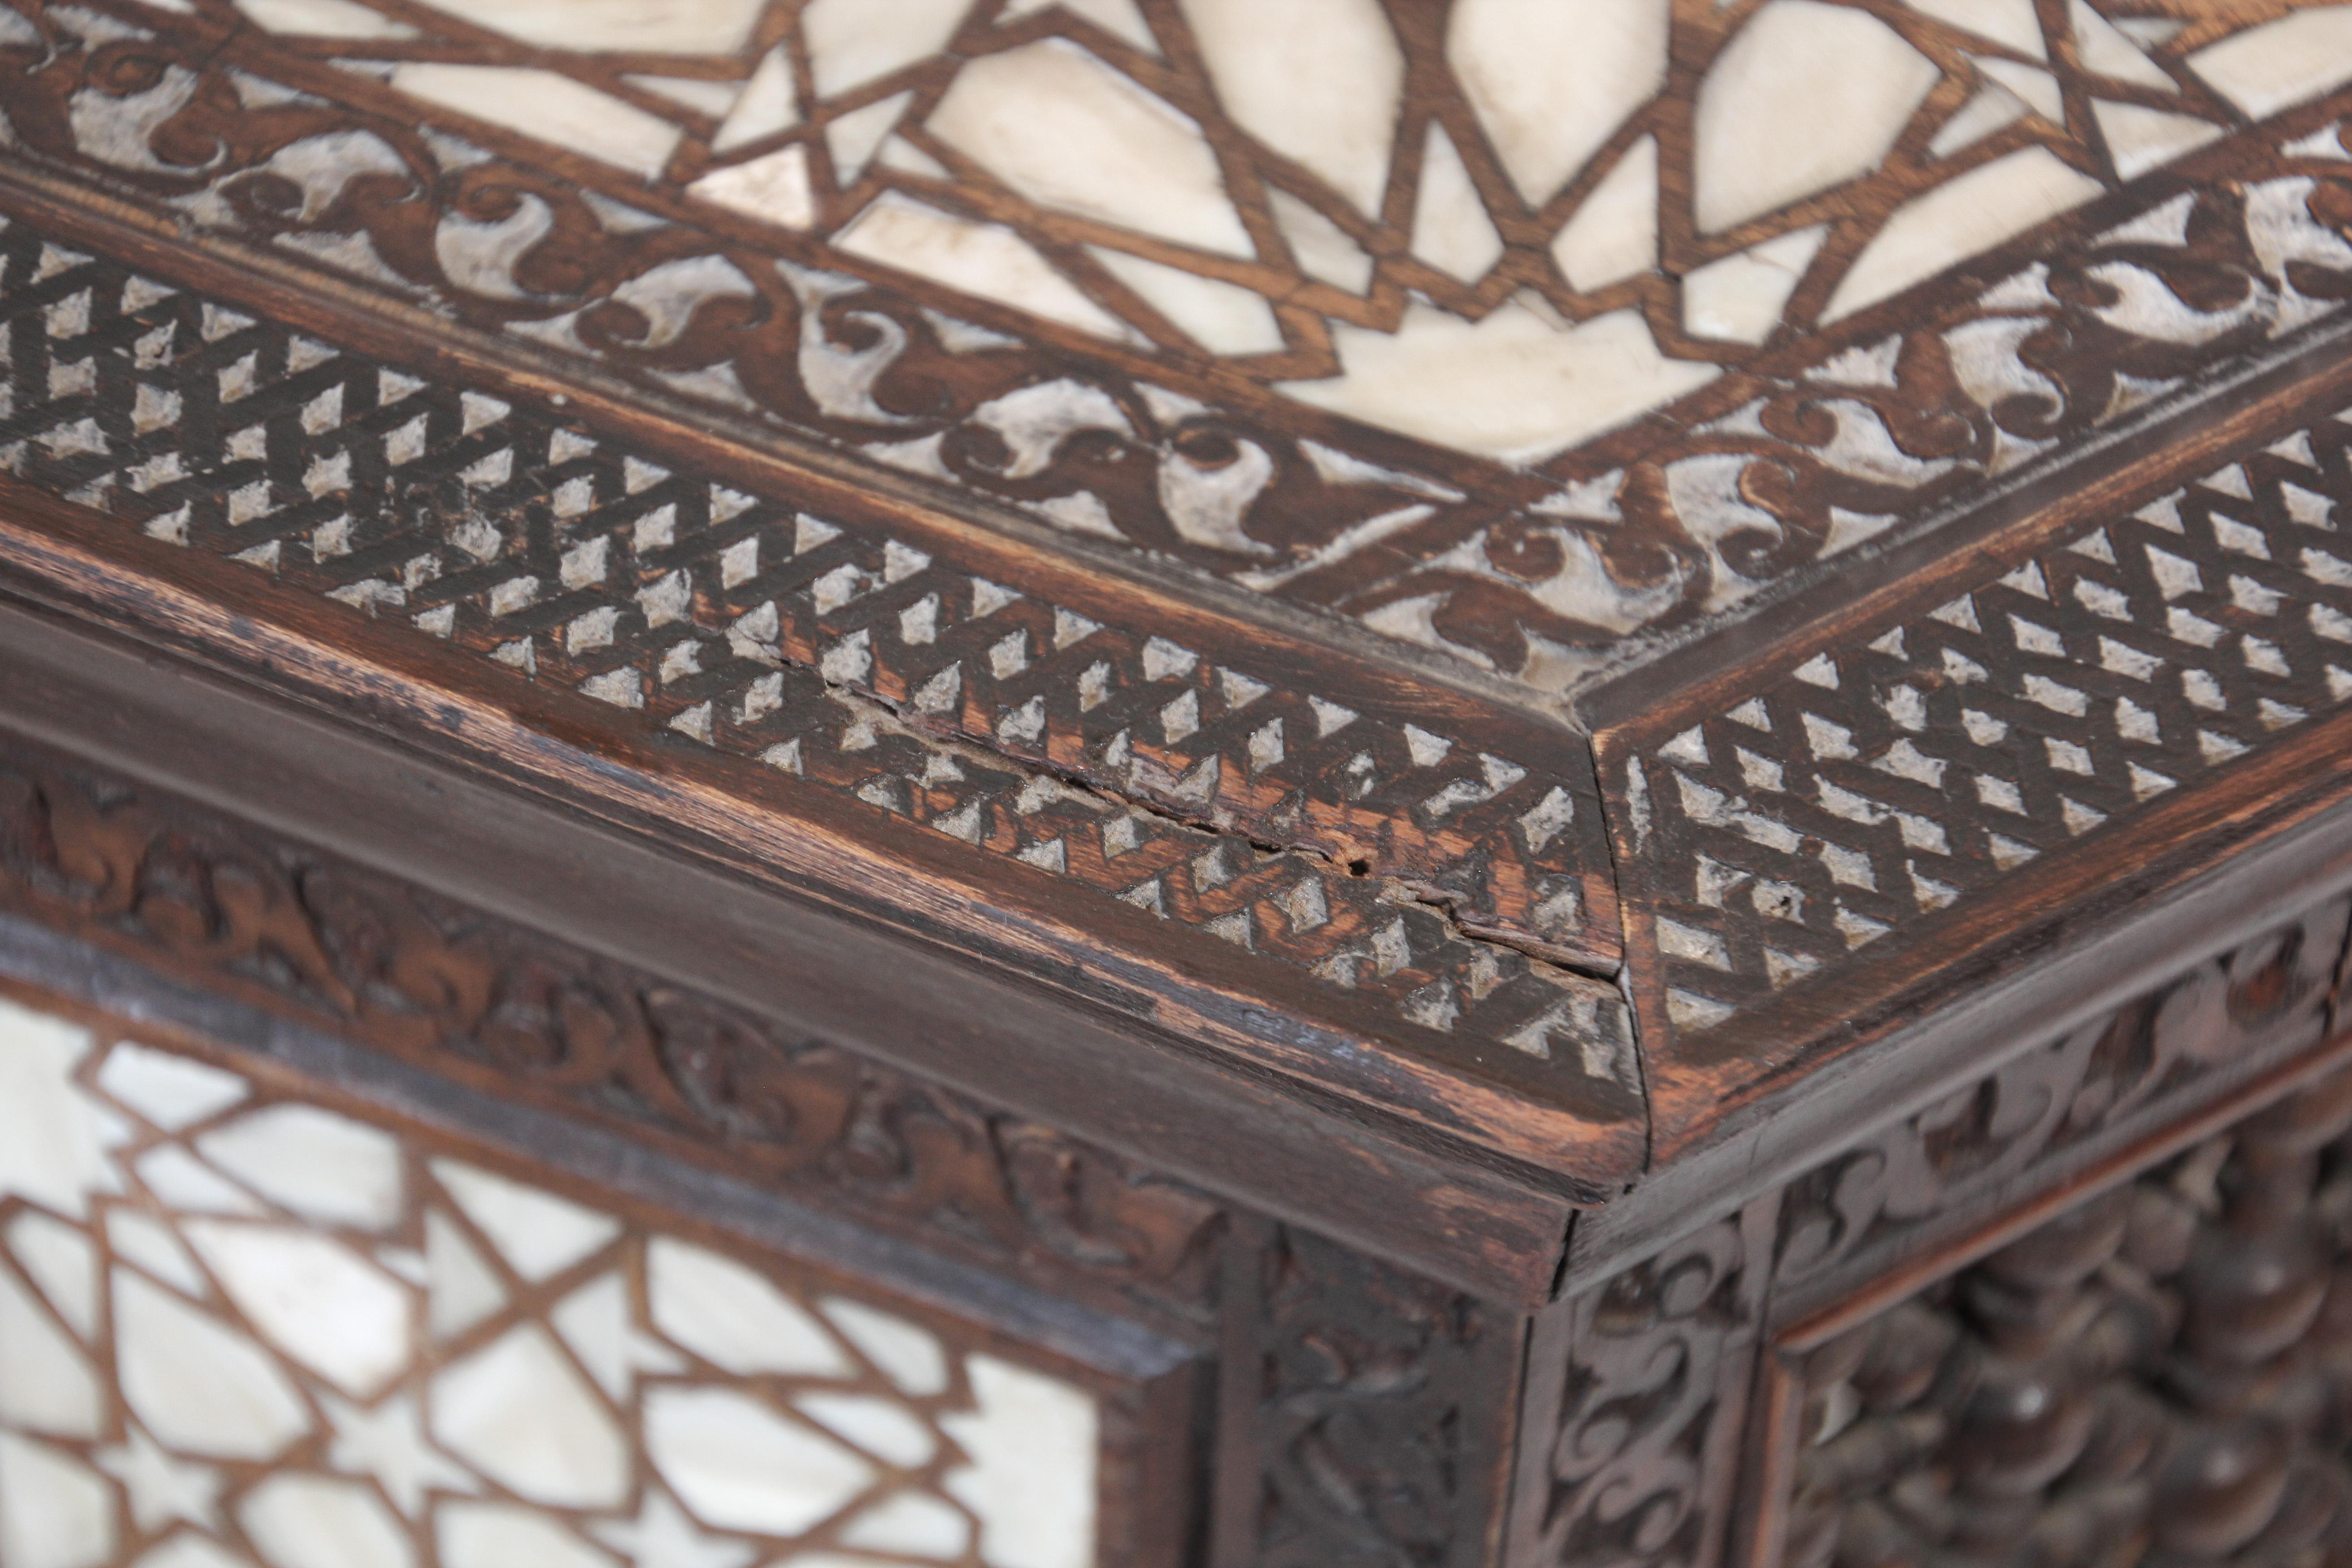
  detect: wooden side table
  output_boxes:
[3,5,2351,1565]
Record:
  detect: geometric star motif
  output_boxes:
[591,1487,758,1568]
[323,1392,478,1518]
[94,1424,224,1534]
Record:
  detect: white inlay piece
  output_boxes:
[134,1536,250,1568]
[1929,82,2029,159]
[712,47,797,153]
[941,1356,1098,1568]
[828,91,912,185]
[0,1432,116,1568]
[643,1387,876,1536]
[0,1000,113,1218]
[1979,56,2066,121]
[6,1212,98,1340]
[1826,146,2103,318]
[431,1326,629,1509]
[322,1393,474,1518]
[0,1265,102,1437]
[629,77,746,118]
[431,1161,618,1281]
[97,1042,249,1131]
[1692,0,1941,232]
[389,67,684,181]
[878,135,950,178]
[437,1502,616,1568]
[1411,124,1504,282]
[1449,0,1669,206]
[107,1210,209,1298]
[1906,0,2046,59]
[591,1490,754,1568]
[550,1273,685,1399]
[1002,0,1156,52]
[2069,0,2173,91]
[96,1427,223,1534]
[135,1147,264,1215]
[1683,226,1825,344]
[649,1237,852,1376]
[199,1106,403,1231]
[837,194,1135,340]
[819,1298,951,1395]
[840,1490,971,1557]
[793,1392,938,1467]
[688,145,818,230]
[929,40,1251,257]
[240,1475,413,1568]
[1179,0,1403,215]
[424,1209,507,1340]
[2094,100,2222,181]
[1092,248,1284,353]
[182,1223,412,1397]
[2189,7,2352,120]
[1279,301,1718,465]
[803,0,971,98]
[1269,191,1376,294]
[413,0,766,53]
[113,1269,312,1460]
[1552,136,1659,291]
[234,0,416,39]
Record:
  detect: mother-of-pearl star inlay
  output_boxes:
[0,995,1102,1568]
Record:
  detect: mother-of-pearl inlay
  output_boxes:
[0,996,1104,1568]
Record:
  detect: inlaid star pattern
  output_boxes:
[592,1488,760,1568]
[323,1392,478,1518]
[0,1001,1102,1568]
[94,1425,224,1534]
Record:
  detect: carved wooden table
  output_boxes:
[4,4,2352,1566]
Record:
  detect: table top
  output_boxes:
[5,0,2352,1292]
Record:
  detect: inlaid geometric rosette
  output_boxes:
[15,0,2352,692]
[0,995,1104,1568]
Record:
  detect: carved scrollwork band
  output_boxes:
[0,732,1227,1313]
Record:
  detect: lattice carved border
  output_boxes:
[0,205,1648,1127]
[1601,325,2352,1144]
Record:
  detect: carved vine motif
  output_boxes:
[1785,1062,2352,1568]
[7,0,2352,686]
[1774,898,2352,1298]
[0,740,1227,1311]
[0,211,1644,1090]
[1524,1211,1768,1568]
[1248,1225,1504,1568]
